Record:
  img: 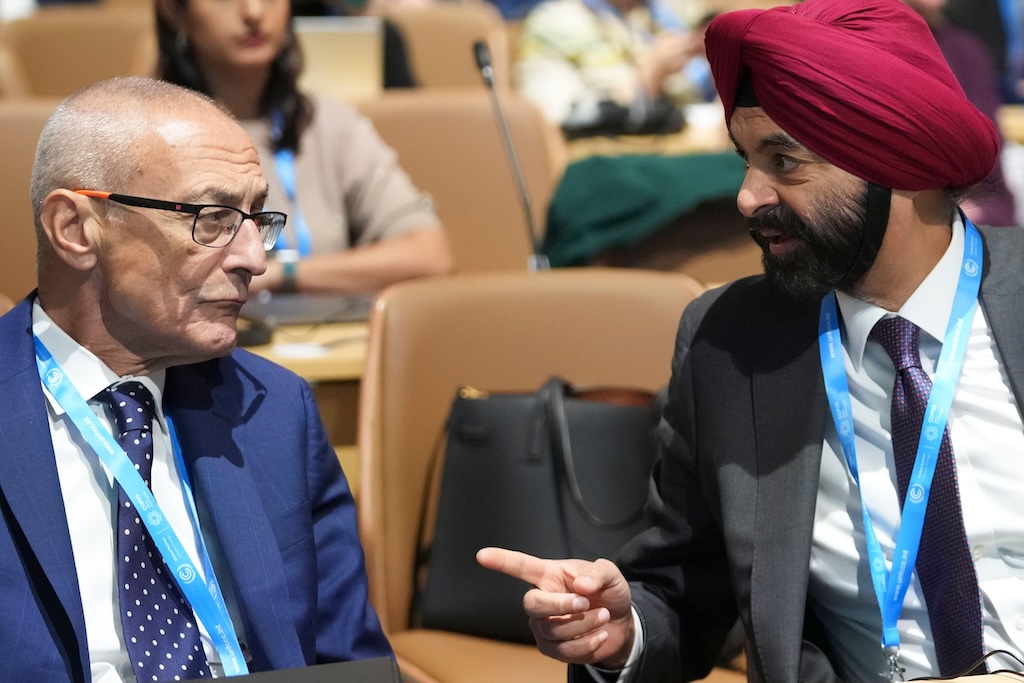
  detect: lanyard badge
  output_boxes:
[34,340,250,676]
[818,219,983,679]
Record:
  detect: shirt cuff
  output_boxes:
[584,605,645,682]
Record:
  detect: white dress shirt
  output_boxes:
[810,219,1024,680]
[33,303,243,681]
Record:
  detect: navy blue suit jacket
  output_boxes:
[0,297,392,681]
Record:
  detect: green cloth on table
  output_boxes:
[542,152,747,267]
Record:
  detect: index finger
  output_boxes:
[477,547,554,586]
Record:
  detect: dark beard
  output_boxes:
[747,183,871,302]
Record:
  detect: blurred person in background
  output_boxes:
[944,0,1023,103]
[905,0,1019,226]
[157,0,453,296]
[516,0,716,138]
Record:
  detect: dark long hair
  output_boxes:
[155,0,314,153]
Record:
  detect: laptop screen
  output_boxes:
[239,292,374,328]
[232,657,400,682]
[294,16,383,101]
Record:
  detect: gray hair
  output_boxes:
[31,76,225,248]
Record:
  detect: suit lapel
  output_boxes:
[977,227,1024,405]
[0,300,89,676]
[748,301,827,680]
[164,362,305,670]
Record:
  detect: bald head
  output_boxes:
[30,77,233,240]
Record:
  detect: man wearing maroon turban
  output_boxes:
[477,1,1024,681]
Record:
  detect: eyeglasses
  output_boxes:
[75,190,286,251]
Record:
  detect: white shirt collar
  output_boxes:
[836,214,966,370]
[32,300,167,415]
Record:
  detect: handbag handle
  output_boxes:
[542,377,647,530]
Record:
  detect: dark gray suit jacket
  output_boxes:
[583,226,1024,682]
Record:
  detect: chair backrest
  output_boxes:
[0,98,60,301]
[355,89,566,273]
[357,267,705,635]
[505,18,524,67]
[0,42,30,98]
[1,5,156,98]
[383,2,510,89]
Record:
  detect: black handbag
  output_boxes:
[416,376,663,644]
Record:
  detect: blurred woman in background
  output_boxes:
[156,0,453,295]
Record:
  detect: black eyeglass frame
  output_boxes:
[75,190,286,251]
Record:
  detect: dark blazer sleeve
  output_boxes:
[619,288,740,682]
[570,289,739,683]
[569,280,845,683]
[293,373,393,662]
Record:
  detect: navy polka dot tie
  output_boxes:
[98,381,210,682]
[871,317,985,676]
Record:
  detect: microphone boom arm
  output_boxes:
[473,40,550,271]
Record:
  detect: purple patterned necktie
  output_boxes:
[98,381,210,682]
[870,317,985,677]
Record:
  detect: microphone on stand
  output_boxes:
[472,40,550,271]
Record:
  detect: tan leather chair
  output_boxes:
[0,98,60,301]
[0,42,30,98]
[505,18,524,68]
[0,5,156,99]
[383,2,510,90]
[355,89,566,272]
[358,268,746,683]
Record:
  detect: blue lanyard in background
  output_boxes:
[270,110,312,258]
[818,219,983,672]
[34,339,249,676]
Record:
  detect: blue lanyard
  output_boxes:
[34,339,249,676]
[270,110,312,258]
[818,219,983,662]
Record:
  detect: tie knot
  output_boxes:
[98,380,156,438]
[870,316,922,372]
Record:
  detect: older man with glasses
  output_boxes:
[0,76,392,682]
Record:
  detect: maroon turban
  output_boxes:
[705,0,1000,191]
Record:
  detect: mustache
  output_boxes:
[746,204,812,249]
